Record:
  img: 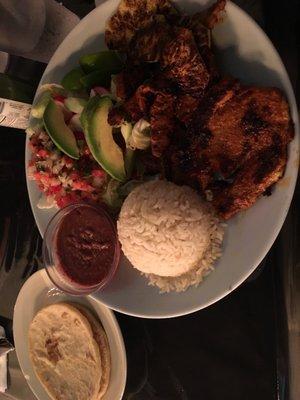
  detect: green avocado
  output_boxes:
[61,67,85,91]
[81,95,126,182]
[79,51,123,74]
[80,70,111,90]
[43,99,79,159]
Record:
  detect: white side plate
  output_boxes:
[13,270,127,400]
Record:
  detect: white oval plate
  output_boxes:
[13,270,127,400]
[25,0,299,318]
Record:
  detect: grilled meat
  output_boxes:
[211,142,288,218]
[150,91,176,157]
[113,65,150,101]
[108,76,173,125]
[161,27,209,95]
[175,94,201,125]
[171,79,294,218]
[198,0,227,29]
[105,0,179,51]
[186,16,211,49]
[128,20,172,63]
[105,0,294,219]
[128,22,211,95]
[109,77,177,157]
[183,13,219,81]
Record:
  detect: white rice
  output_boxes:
[118,180,225,293]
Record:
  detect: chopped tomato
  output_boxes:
[92,169,106,178]
[62,155,74,168]
[33,171,43,180]
[72,180,94,192]
[70,171,80,180]
[56,192,81,208]
[46,185,62,195]
[37,149,50,158]
[53,94,66,103]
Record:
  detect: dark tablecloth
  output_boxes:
[0,0,299,399]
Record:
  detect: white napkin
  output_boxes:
[0,326,7,393]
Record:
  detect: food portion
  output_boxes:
[75,305,111,399]
[28,0,293,218]
[43,99,79,160]
[54,204,119,289]
[104,0,294,218]
[28,302,111,400]
[118,181,224,292]
[105,0,179,51]
[80,95,126,182]
[170,79,294,218]
[27,0,295,293]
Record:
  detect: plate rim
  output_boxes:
[25,0,299,318]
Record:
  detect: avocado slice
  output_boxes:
[43,99,79,159]
[81,96,126,182]
[61,67,85,91]
[79,51,123,74]
[80,70,111,90]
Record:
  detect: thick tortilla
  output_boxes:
[74,305,111,399]
[28,303,102,400]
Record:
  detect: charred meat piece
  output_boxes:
[108,106,127,126]
[186,79,246,187]
[128,20,172,63]
[105,0,179,51]
[150,91,176,157]
[113,65,149,101]
[201,85,293,175]
[111,93,145,125]
[199,0,227,29]
[108,76,173,126]
[109,77,177,157]
[108,87,149,126]
[136,151,163,176]
[175,94,201,125]
[121,78,176,157]
[184,13,211,48]
[171,79,293,218]
[161,27,209,95]
[133,78,177,157]
[199,45,219,82]
[135,77,173,112]
[178,1,226,81]
[183,13,219,81]
[212,141,287,219]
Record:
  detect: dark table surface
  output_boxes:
[0,0,299,399]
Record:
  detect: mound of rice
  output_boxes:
[117,180,225,293]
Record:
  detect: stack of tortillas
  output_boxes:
[28,303,111,400]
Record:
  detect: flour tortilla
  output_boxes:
[75,305,111,399]
[28,303,102,400]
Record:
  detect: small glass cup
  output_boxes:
[43,202,120,295]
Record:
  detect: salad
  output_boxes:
[27,50,152,210]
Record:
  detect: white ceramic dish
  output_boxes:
[13,270,127,400]
[25,0,299,318]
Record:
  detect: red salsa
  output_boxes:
[55,205,116,287]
